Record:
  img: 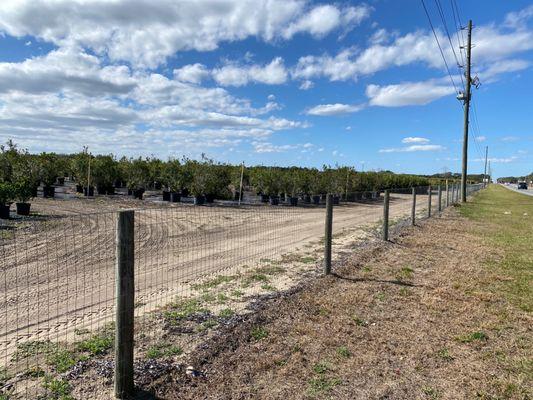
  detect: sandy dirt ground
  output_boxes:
[0,189,441,379]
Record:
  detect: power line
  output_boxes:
[434,0,465,89]
[449,0,466,68]
[420,0,459,94]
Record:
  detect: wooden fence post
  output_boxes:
[383,190,390,241]
[411,187,416,226]
[446,179,450,208]
[451,184,455,204]
[438,185,442,213]
[115,210,135,399]
[427,186,432,218]
[324,194,333,275]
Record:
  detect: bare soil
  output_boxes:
[0,190,428,376]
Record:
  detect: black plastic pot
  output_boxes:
[57,177,65,186]
[43,186,55,198]
[321,194,327,201]
[280,194,286,202]
[83,186,94,197]
[128,189,133,196]
[269,196,279,206]
[181,188,190,197]
[32,186,38,197]
[0,204,10,219]
[76,184,83,193]
[194,195,205,205]
[260,194,269,203]
[303,195,311,204]
[333,196,340,205]
[205,194,215,203]
[170,192,181,203]
[16,202,31,216]
[162,191,171,201]
[289,197,298,206]
[312,195,320,205]
[134,189,145,200]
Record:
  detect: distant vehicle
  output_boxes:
[518,182,528,190]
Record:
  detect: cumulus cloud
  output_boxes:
[293,7,533,85]
[0,46,136,96]
[173,63,209,84]
[212,57,288,86]
[379,137,445,153]
[379,144,445,153]
[366,80,454,107]
[402,137,430,144]
[0,0,369,69]
[252,141,314,153]
[283,4,371,39]
[299,80,314,90]
[306,103,364,116]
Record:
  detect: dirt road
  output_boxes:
[0,191,437,369]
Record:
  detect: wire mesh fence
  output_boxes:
[0,183,483,398]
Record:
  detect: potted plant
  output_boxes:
[0,182,15,219]
[38,153,59,198]
[163,159,184,202]
[261,168,281,205]
[14,178,34,215]
[92,155,118,195]
[124,158,150,199]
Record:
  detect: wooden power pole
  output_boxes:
[460,20,473,203]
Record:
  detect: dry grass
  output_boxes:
[146,187,532,399]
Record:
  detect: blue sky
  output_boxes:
[0,1,532,178]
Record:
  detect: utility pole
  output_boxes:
[483,146,488,188]
[460,20,473,203]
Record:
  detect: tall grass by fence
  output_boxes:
[0,183,483,399]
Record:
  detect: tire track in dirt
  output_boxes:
[0,192,435,366]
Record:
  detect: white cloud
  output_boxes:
[0,0,368,69]
[252,141,313,153]
[293,7,533,84]
[0,53,306,156]
[501,136,519,142]
[0,46,136,96]
[306,103,364,116]
[366,80,454,107]
[473,156,518,163]
[282,4,371,39]
[481,59,530,82]
[212,57,288,86]
[402,137,430,144]
[379,144,445,153]
[173,63,209,84]
[299,80,314,90]
[475,136,487,142]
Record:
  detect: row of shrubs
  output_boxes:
[3,140,477,212]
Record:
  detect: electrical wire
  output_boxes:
[434,0,465,89]
[420,0,459,94]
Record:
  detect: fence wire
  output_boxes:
[0,183,483,398]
